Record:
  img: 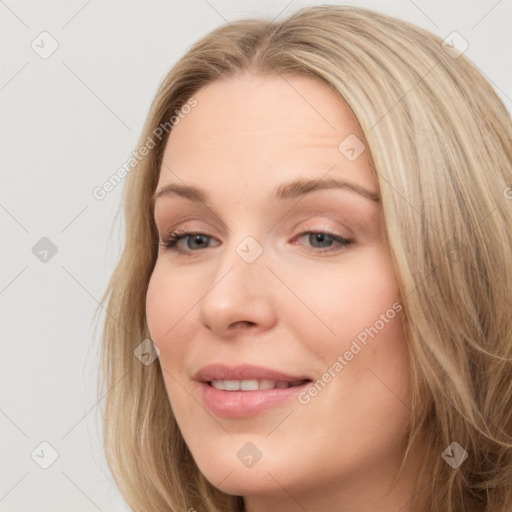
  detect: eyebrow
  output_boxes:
[151,177,380,208]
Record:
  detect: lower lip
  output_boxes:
[198,381,311,418]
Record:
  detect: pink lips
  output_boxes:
[194,363,312,418]
[194,363,311,383]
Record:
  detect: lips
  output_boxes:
[194,363,312,384]
[194,363,313,417]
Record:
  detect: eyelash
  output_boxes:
[159,228,354,256]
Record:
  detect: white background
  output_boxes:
[1,1,511,510]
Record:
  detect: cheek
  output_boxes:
[145,270,168,341]
[288,246,409,408]
[145,266,197,409]
[288,247,401,354]
[145,262,197,342]
[145,262,209,410]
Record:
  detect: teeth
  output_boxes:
[224,380,240,391]
[210,379,306,391]
[240,379,259,391]
[259,379,275,390]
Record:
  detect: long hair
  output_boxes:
[98,5,512,511]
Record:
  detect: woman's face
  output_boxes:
[146,73,413,510]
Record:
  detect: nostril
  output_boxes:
[230,321,257,328]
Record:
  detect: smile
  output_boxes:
[209,379,310,391]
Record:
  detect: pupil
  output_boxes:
[188,235,207,249]
[190,235,208,249]
[312,233,332,248]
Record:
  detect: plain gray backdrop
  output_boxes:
[1,1,511,510]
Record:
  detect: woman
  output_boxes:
[99,5,512,512]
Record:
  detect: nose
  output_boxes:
[198,236,278,338]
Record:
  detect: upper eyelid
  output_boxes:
[157,220,356,245]
[156,211,356,232]
[161,230,353,257]
[154,204,366,226]
[163,227,352,243]
[153,206,229,234]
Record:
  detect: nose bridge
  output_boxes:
[212,231,267,296]
[198,228,276,333]
[216,206,268,273]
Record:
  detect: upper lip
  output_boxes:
[194,363,312,383]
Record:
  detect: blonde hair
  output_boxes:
[99,5,512,512]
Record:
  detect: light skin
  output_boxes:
[146,72,424,512]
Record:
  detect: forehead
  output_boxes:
[158,73,375,193]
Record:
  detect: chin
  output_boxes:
[204,467,277,497]
[193,446,292,496]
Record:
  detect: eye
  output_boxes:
[160,229,218,255]
[159,228,353,256]
[294,231,353,254]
